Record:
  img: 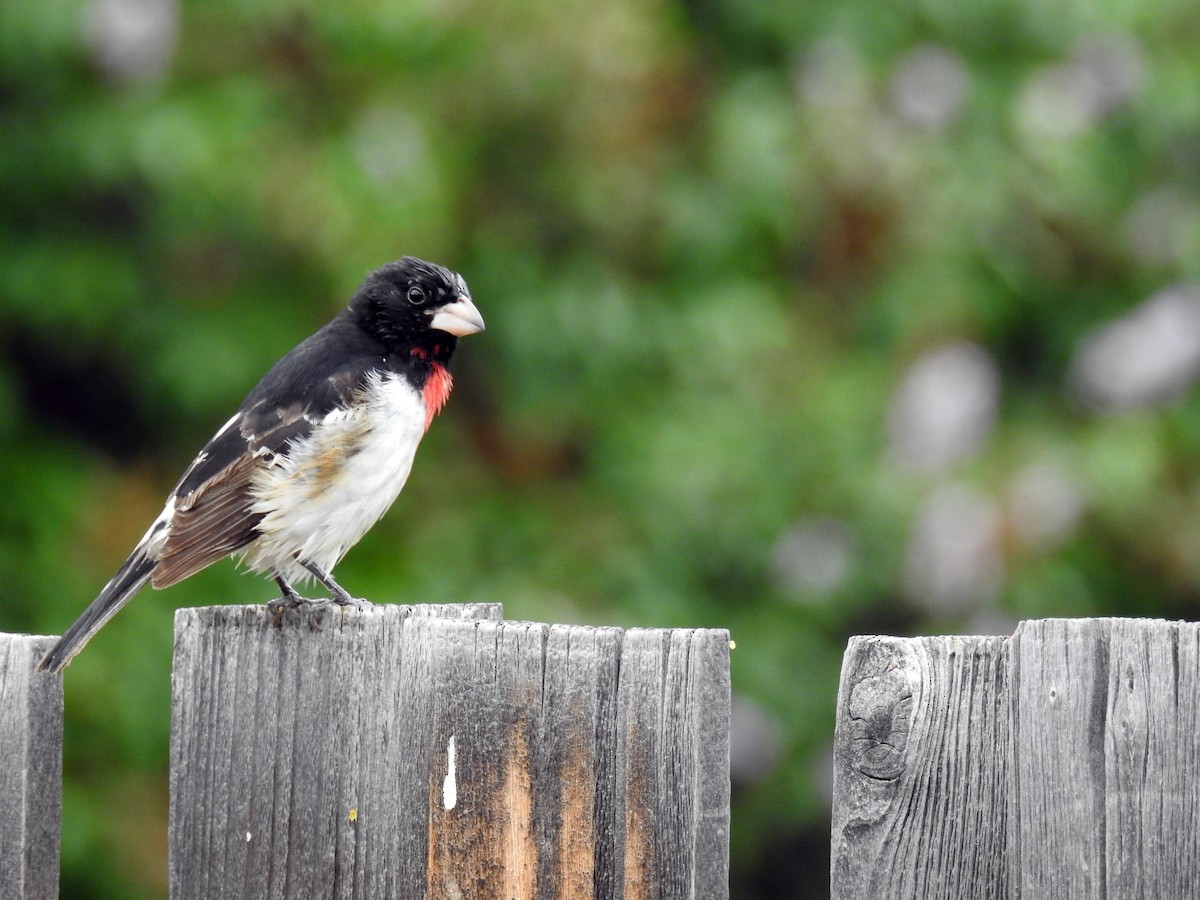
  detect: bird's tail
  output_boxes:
[36,552,156,674]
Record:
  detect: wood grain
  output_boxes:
[1102,619,1200,898]
[168,602,502,899]
[834,618,1200,899]
[1012,618,1200,899]
[168,606,731,899]
[422,617,545,899]
[831,634,1009,900]
[0,634,62,900]
[615,628,732,900]
[537,623,623,900]
[1010,618,1108,899]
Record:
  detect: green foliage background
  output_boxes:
[3,0,1200,895]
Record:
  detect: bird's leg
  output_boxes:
[266,573,316,619]
[300,560,372,610]
[275,574,306,604]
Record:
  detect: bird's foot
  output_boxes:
[268,575,334,625]
[266,593,315,615]
[266,593,369,630]
[297,560,372,611]
[267,578,311,613]
[329,589,372,611]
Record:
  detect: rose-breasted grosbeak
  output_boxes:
[38,257,484,673]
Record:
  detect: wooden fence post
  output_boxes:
[169,605,731,900]
[0,634,63,900]
[831,617,1200,899]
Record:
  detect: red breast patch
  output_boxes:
[422,363,454,433]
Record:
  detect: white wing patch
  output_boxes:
[139,495,176,561]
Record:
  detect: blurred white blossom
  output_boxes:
[904,482,1003,615]
[1121,187,1200,269]
[1015,32,1145,140]
[352,107,432,187]
[887,341,1000,474]
[1008,461,1085,548]
[964,610,1019,637]
[772,517,857,599]
[795,37,870,111]
[889,44,970,130]
[730,695,785,785]
[83,0,178,84]
[813,742,835,808]
[1069,284,1200,411]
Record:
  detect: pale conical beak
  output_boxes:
[429,295,485,337]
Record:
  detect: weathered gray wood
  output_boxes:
[537,623,624,899]
[422,617,547,897]
[169,607,731,899]
[833,618,1200,900]
[168,602,503,900]
[1011,618,1200,898]
[0,634,63,900]
[1009,618,1108,898]
[831,634,1009,899]
[614,628,731,900]
[422,619,630,900]
[1103,619,1200,897]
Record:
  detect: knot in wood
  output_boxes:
[846,672,913,781]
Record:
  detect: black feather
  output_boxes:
[36,553,156,673]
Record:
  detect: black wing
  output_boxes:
[154,318,383,587]
[37,314,388,672]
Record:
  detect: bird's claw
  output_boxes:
[332,594,372,611]
[267,594,309,612]
[266,592,371,626]
[267,591,328,627]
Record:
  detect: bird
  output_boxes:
[37,257,484,673]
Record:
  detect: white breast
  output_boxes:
[240,371,427,583]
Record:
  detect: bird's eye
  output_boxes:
[407,286,427,305]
